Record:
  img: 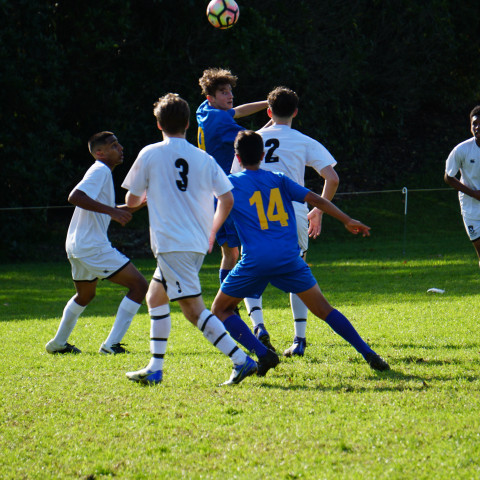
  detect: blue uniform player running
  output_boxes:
[212,130,390,372]
[196,68,274,349]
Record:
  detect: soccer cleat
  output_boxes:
[99,342,129,355]
[365,352,390,371]
[283,336,306,357]
[256,349,280,377]
[220,356,257,386]
[126,367,163,385]
[254,323,276,352]
[45,340,81,354]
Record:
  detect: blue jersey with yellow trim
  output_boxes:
[228,169,310,270]
[196,100,245,175]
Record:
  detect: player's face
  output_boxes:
[471,115,480,144]
[100,136,124,169]
[209,84,234,110]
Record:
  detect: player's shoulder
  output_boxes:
[86,160,111,177]
[452,137,477,157]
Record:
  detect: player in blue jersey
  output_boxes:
[196,67,273,349]
[211,130,390,372]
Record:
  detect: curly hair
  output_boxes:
[198,68,238,97]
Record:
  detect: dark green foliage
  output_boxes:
[1,0,480,259]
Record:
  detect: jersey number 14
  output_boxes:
[249,188,289,230]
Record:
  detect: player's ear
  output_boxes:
[267,108,273,118]
[94,147,105,160]
[156,121,163,131]
[292,108,298,118]
[236,153,243,166]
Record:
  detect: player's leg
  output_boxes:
[285,207,309,356]
[472,237,480,268]
[100,261,148,354]
[212,288,279,377]
[45,258,98,354]
[219,218,267,338]
[296,284,390,371]
[178,294,257,385]
[126,274,170,385]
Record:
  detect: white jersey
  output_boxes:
[231,124,336,182]
[445,137,480,220]
[122,137,233,255]
[66,161,115,258]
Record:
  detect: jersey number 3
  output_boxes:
[249,188,289,230]
[175,158,189,192]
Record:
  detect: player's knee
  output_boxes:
[75,291,95,306]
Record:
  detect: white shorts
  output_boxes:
[69,248,130,282]
[293,202,308,256]
[153,251,205,301]
[462,216,480,242]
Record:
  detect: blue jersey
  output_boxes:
[196,100,245,175]
[228,169,310,270]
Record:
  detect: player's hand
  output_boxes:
[208,231,216,253]
[111,207,132,226]
[345,219,370,237]
[307,208,323,238]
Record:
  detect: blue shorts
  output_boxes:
[216,214,241,248]
[221,256,317,299]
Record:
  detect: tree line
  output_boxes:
[1,0,479,259]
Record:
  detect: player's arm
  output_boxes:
[308,165,340,238]
[208,191,234,253]
[124,190,148,212]
[68,189,132,226]
[233,101,268,119]
[444,173,480,200]
[304,191,370,237]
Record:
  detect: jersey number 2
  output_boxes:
[175,158,189,192]
[249,188,289,230]
[264,138,280,163]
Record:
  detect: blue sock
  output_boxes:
[324,309,374,357]
[223,314,268,358]
[219,269,230,285]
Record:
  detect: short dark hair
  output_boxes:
[88,131,115,156]
[234,130,264,166]
[153,93,190,135]
[470,106,480,122]
[199,67,238,97]
[268,87,299,118]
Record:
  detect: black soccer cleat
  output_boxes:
[365,352,390,371]
[45,340,81,354]
[256,349,280,377]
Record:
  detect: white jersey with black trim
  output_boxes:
[446,137,480,220]
[66,160,115,258]
[122,137,233,255]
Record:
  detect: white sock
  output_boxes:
[104,296,141,347]
[197,309,246,365]
[244,297,264,328]
[146,304,171,372]
[53,297,86,345]
[290,293,308,338]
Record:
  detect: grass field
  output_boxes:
[1,191,480,479]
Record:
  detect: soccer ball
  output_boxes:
[206,0,239,30]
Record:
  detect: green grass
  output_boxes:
[1,192,480,479]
